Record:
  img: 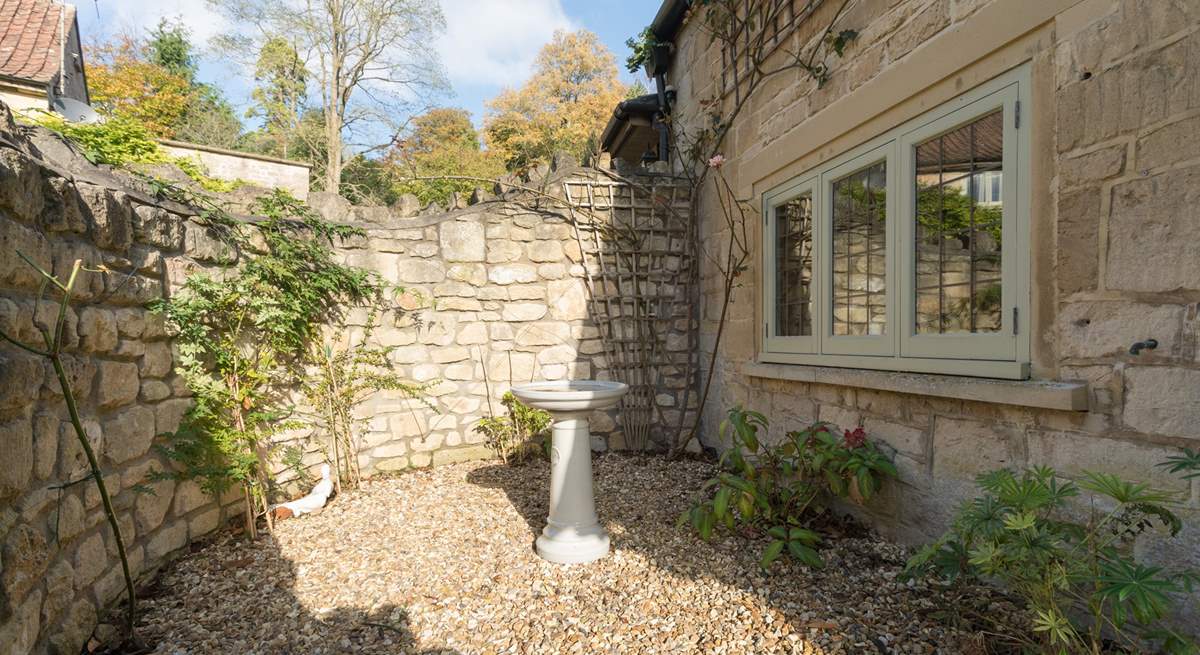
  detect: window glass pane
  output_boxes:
[775,193,813,336]
[831,161,887,336]
[914,110,1003,334]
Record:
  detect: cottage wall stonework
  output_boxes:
[663,0,1200,567]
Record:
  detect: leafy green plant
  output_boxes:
[152,189,379,538]
[27,111,165,165]
[903,466,1200,654]
[1160,448,1200,481]
[303,305,429,492]
[680,406,897,570]
[624,27,666,74]
[171,155,244,193]
[23,111,246,193]
[475,392,552,464]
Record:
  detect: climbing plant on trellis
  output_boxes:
[563,172,695,451]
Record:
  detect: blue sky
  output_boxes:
[77,0,654,130]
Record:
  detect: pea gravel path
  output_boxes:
[130,455,1013,654]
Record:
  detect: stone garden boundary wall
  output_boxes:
[159,139,311,201]
[304,164,697,477]
[0,107,247,653]
[0,104,697,652]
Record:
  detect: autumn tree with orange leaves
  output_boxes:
[484,30,628,171]
[87,35,194,137]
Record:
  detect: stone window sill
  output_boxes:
[743,361,1088,411]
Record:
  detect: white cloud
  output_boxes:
[436,0,574,90]
[81,0,231,46]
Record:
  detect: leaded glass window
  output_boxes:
[760,65,1027,378]
[831,162,887,336]
[914,111,1003,334]
[775,193,813,336]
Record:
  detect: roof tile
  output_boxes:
[0,0,74,84]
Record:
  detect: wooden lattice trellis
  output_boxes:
[563,173,695,450]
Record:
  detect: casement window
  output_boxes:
[761,65,1031,379]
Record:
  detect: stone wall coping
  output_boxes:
[158,138,312,168]
[743,361,1089,411]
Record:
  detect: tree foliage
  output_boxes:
[209,0,448,192]
[386,107,505,206]
[176,83,245,149]
[87,22,242,146]
[484,30,627,171]
[88,34,194,137]
[146,19,197,81]
[247,36,309,160]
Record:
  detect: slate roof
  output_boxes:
[0,0,73,85]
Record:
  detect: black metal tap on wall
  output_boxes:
[1129,339,1158,356]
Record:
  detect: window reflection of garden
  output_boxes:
[774,193,813,336]
[831,162,888,336]
[782,111,1004,339]
[914,110,1004,334]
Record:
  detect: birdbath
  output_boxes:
[511,380,628,564]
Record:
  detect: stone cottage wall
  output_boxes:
[0,110,245,653]
[664,0,1200,569]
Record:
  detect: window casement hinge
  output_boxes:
[1014,101,1021,129]
[1012,307,1019,335]
[764,321,769,339]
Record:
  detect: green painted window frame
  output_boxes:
[760,64,1031,380]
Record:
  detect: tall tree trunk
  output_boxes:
[323,0,344,193]
[325,106,341,193]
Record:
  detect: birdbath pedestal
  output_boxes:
[510,380,628,564]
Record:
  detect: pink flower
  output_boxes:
[707,154,726,169]
[844,427,867,449]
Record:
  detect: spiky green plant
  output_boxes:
[904,466,1200,653]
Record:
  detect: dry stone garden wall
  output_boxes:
[310,167,696,475]
[0,109,245,653]
[0,104,697,652]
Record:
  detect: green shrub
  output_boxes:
[151,188,380,538]
[28,112,165,165]
[25,111,245,192]
[171,155,243,193]
[681,406,897,570]
[903,466,1200,654]
[475,392,552,464]
[303,305,429,492]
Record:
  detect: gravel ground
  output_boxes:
[125,455,1014,654]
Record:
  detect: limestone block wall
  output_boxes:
[0,109,243,653]
[304,172,696,476]
[663,0,1200,572]
[159,140,311,200]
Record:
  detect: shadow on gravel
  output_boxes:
[466,453,918,654]
[97,522,462,655]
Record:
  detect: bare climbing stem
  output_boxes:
[0,258,138,641]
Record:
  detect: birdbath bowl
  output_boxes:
[511,380,628,564]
